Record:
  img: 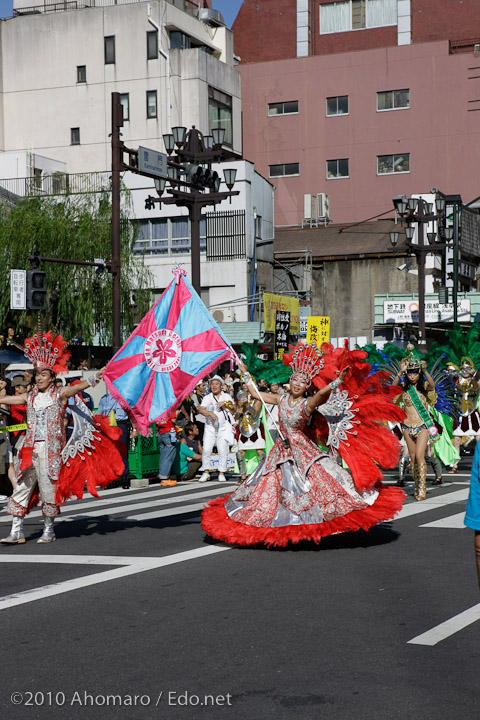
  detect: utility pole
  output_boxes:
[111,92,124,352]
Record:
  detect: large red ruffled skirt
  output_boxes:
[201,483,405,548]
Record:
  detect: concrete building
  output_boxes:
[0,0,275,329]
[232,0,480,226]
[274,215,480,344]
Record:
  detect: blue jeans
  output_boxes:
[158,432,177,479]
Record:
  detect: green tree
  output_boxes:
[0,190,152,344]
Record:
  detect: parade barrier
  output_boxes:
[128,431,160,479]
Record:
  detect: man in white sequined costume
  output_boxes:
[0,333,102,545]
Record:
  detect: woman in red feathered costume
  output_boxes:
[0,331,124,545]
[201,342,406,547]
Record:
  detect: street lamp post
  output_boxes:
[145,125,240,294]
[110,90,239,348]
[391,194,452,349]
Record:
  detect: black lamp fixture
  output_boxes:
[212,127,225,146]
[172,126,187,147]
[223,168,237,190]
[389,231,399,247]
[163,133,175,155]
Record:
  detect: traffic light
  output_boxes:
[185,164,221,192]
[26,270,47,310]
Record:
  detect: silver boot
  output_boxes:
[0,516,26,544]
[37,517,56,544]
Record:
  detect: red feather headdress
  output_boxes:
[24,331,71,375]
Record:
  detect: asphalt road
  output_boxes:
[0,459,478,720]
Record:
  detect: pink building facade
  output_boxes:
[238,39,480,225]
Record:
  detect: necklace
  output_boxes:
[288,394,303,408]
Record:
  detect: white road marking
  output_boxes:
[0,546,231,611]
[395,489,469,519]
[0,481,235,523]
[110,501,212,522]
[420,512,466,529]
[408,603,480,646]
[59,487,235,522]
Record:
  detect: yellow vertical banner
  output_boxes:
[306,316,330,345]
[263,293,300,334]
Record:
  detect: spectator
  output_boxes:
[173,423,203,481]
[192,381,207,441]
[197,375,236,483]
[8,376,29,489]
[156,415,178,487]
[177,395,193,429]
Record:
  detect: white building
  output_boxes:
[0,0,275,328]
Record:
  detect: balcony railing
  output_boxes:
[206,210,246,261]
[13,0,201,17]
[0,171,111,198]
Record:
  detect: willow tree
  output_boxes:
[0,190,152,344]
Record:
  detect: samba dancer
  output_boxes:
[0,331,123,544]
[202,343,405,547]
[392,350,437,501]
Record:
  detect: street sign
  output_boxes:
[138,146,167,178]
[274,310,290,359]
[10,269,26,310]
[307,316,330,345]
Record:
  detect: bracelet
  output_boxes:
[329,377,342,391]
[241,372,253,385]
[87,374,100,387]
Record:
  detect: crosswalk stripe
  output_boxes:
[0,482,236,524]
[0,546,231,611]
[110,502,210,522]
[408,603,480,646]
[395,489,469,519]
[420,512,466,529]
[61,488,235,522]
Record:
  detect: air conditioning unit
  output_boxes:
[198,8,225,27]
[303,194,318,219]
[212,308,233,322]
[317,193,330,219]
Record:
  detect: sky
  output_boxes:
[0,1,244,25]
[211,0,243,28]
[0,0,12,18]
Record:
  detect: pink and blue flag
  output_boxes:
[103,268,237,435]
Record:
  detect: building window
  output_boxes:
[269,163,299,178]
[104,36,115,64]
[208,87,233,146]
[76,65,86,83]
[147,30,158,60]
[268,100,299,116]
[119,93,129,122]
[320,0,397,34]
[377,153,410,175]
[326,159,349,179]
[146,90,157,119]
[377,89,410,111]
[71,128,80,145]
[170,31,191,50]
[133,217,206,257]
[326,95,349,116]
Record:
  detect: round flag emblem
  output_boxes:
[144,329,182,373]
